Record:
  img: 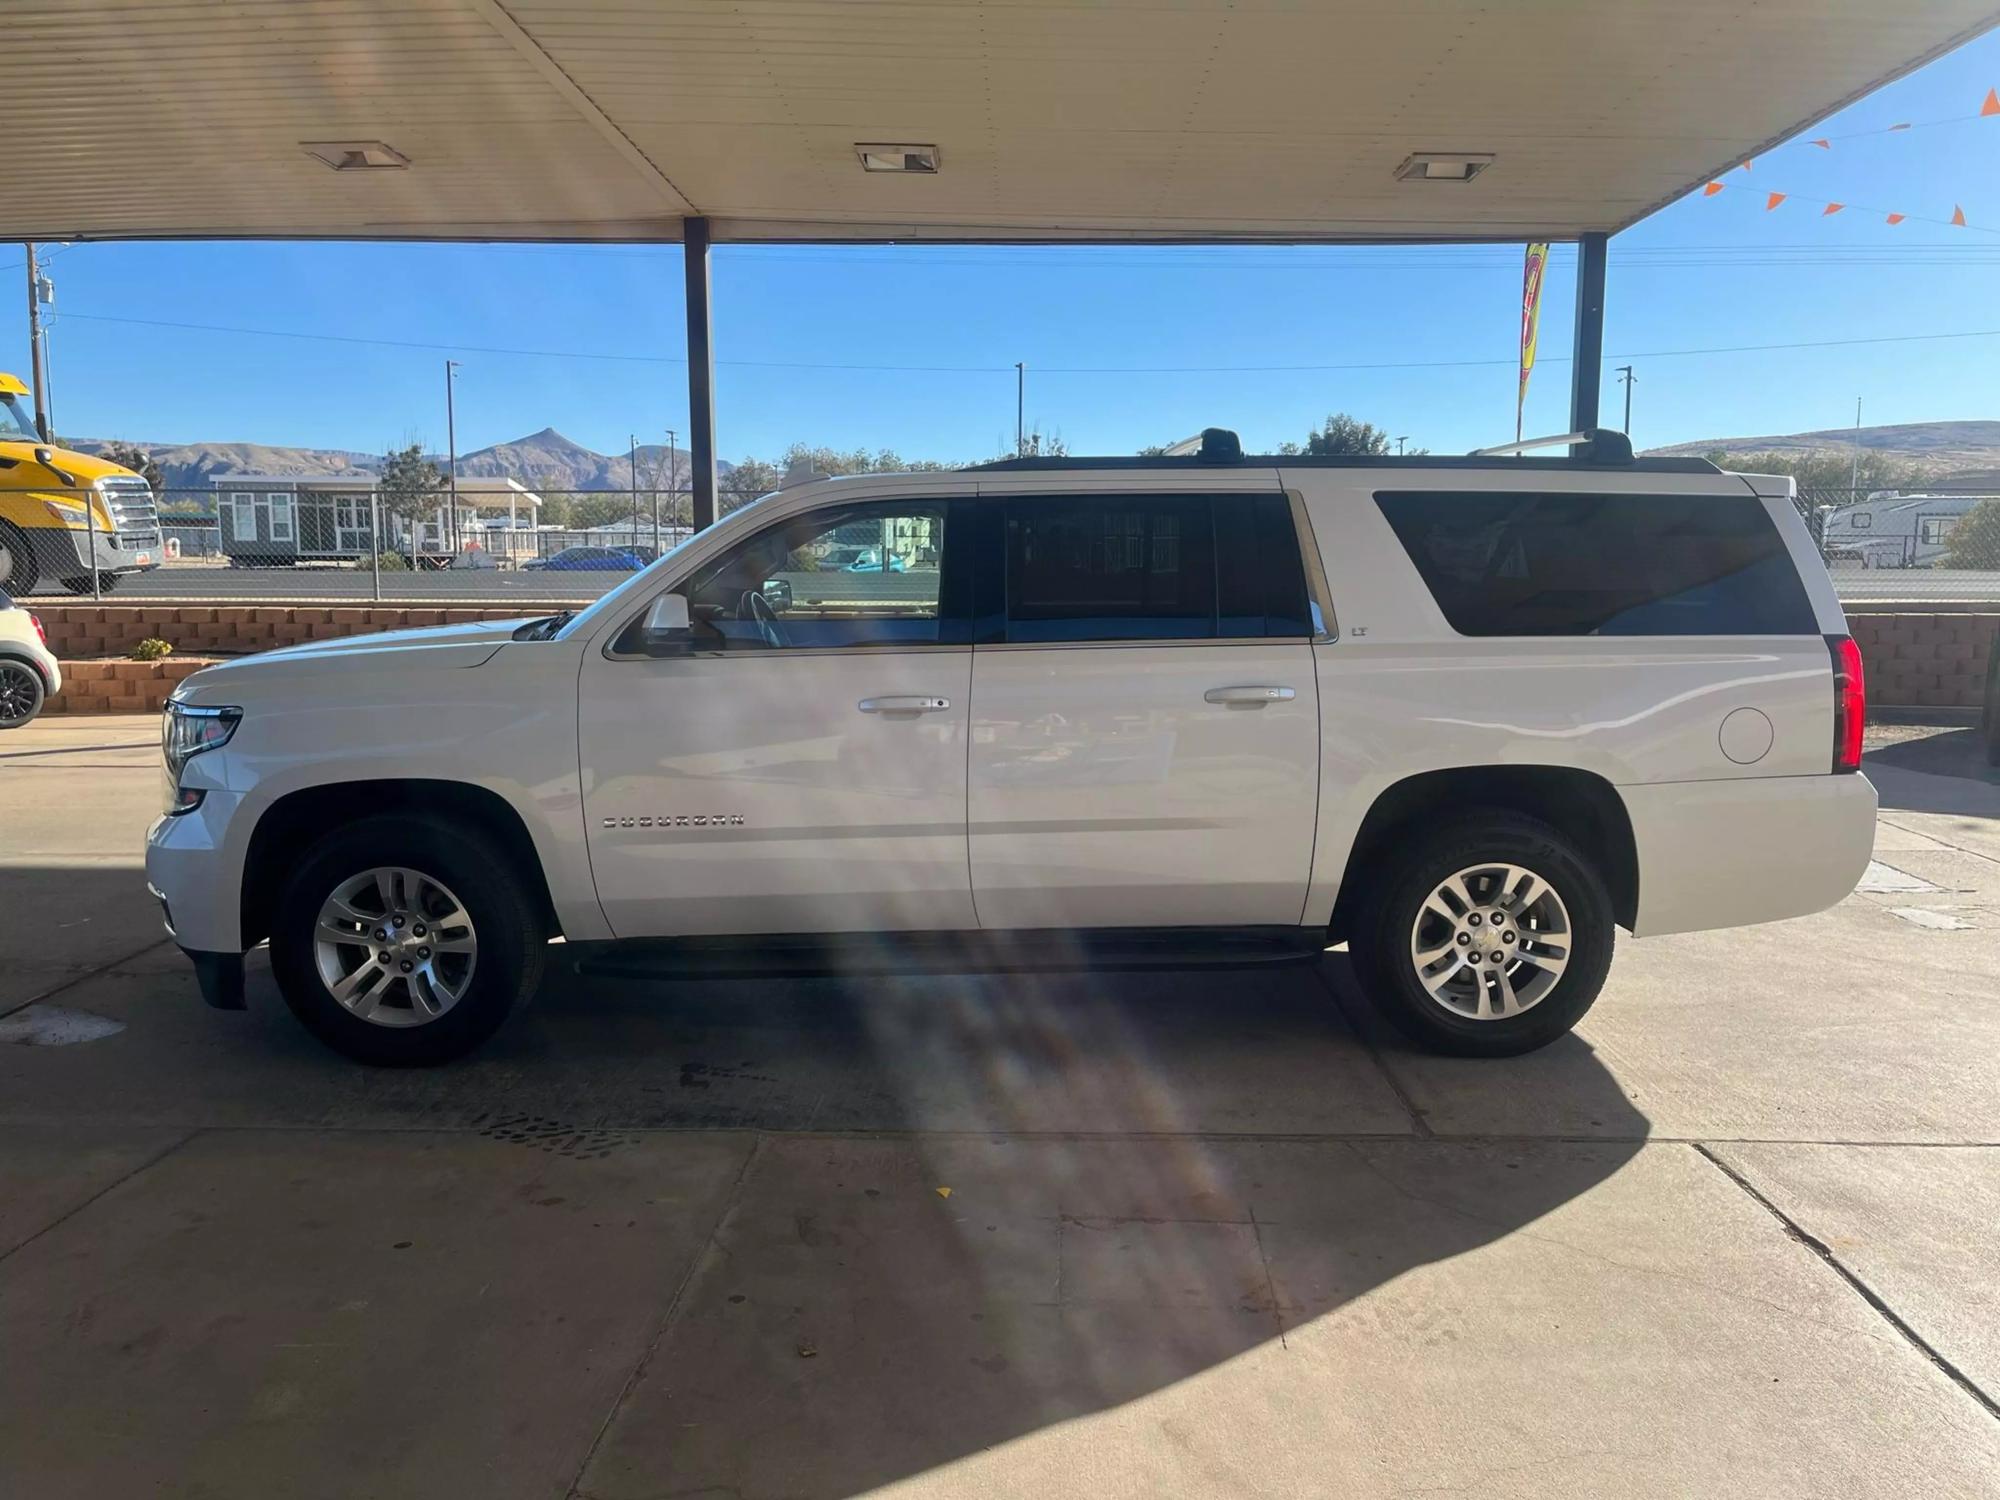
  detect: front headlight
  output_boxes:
[162,701,241,813]
[42,498,89,525]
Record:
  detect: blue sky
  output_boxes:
[5,29,1997,466]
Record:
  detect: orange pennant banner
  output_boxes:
[1886,212,1906,225]
[1702,181,1725,196]
[1810,138,1831,149]
[1951,204,1968,226]
[1765,192,1786,210]
[1822,202,1844,216]
[1887,122,1910,131]
[1739,159,1753,172]
[1983,87,2000,117]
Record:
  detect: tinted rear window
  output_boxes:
[1002,493,1313,643]
[1373,491,1817,636]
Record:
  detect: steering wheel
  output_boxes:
[744,587,786,650]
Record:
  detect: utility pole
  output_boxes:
[1396,435,1408,456]
[1849,397,1863,494]
[632,433,650,553]
[665,428,677,532]
[1615,365,1635,437]
[1015,362,1025,456]
[23,243,52,442]
[444,360,461,553]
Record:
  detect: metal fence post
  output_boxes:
[370,492,383,602]
[85,487,101,601]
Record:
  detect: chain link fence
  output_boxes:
[0,486,767,602]
[1791,485,2000,601]
[7,479,1999,606]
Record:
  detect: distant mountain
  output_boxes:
[68,427,724,498]
[1646,420,2000,473]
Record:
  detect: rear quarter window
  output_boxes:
[1373,490,1818,636]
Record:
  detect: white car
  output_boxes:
[146,430,1876,1065]
[0,591,59,729]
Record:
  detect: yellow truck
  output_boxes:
[0,371,161,594]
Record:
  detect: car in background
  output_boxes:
[521,546,646,573]
[0,590,59,729]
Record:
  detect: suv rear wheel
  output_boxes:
[1351,812,1614,1057]
[270,815,546,1065]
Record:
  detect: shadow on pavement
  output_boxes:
[1865,725,1997,791]
[1,920,1652,1498]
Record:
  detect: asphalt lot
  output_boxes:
[2,716,1997,1499]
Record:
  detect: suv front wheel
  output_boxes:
[271,815,546,1065]
[1351,812,1615,1057]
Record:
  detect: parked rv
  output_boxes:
[1820,492,1992,568]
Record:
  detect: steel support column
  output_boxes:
[1568,231,1608,437]
[683,216,718,531]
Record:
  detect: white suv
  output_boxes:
[146,431,1876,1065]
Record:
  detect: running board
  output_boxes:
[570,926,1325,982]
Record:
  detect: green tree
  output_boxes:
[99,442,164,492]
[1940,497,2000,570]
[1279,413,1396,457]
[1711,447,1933,498]
[377,442,441,526]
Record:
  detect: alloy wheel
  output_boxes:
[0,660,42,725]
[312,865,478,1028]
[1408,861,1571,1021]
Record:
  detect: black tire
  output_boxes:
[0,523,39,595]
[1350,811,1615,1058]
[0,657,46,729]
[270,814,546,1066]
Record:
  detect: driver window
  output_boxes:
[679,502,948,651]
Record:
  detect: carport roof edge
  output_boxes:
[2,0,1995,246]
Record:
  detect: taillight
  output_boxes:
[28,612,46,646]
[1828,634,1865,773]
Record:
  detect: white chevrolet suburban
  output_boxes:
[146,430,1876,1066]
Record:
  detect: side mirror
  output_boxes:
[644,593,691,636]
[33,447,79,489]
[760,577,793,612]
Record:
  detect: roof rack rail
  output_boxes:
[1470,428,1634,464]
[970,424,1714,474]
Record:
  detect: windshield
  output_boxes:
[0,392,40,442]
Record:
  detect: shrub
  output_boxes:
[130,637,173,661]
[356,550,409,572]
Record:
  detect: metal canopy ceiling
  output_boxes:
[5,0,1995,244]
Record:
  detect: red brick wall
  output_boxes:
[1847,612,1997,709]
[33,602,2000,713]
[35,604,547,659]
[47,658,217,715]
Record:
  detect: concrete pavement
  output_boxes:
[2,717,1997,1498]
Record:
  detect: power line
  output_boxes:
[49,308,2000,376]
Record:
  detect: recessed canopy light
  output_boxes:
[856,143,940,174]
[1394,152,1494,183]
[302,140,411,172]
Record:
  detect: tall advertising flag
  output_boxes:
[1517,242,1550,440]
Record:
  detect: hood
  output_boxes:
[172,617,542,703]
[0,441,143,486]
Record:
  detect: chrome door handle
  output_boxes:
[1204,685,1296,706]
[858,695,952,714]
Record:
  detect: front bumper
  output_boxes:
[145,788,245,955]
[25,523,161,582]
